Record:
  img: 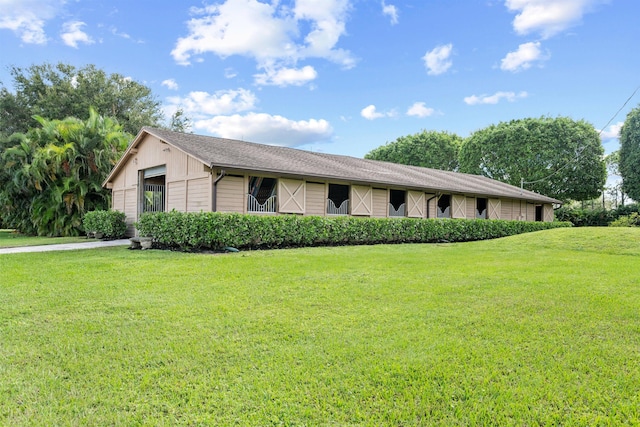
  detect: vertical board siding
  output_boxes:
[466,197,476,219]
[305,183,326,216]
[112,190,125,212]
[527,203,536,221]
[452,195,466,219]
[124,188,137,235]
[425,194,436,218]
[217,176,245,213]
[351,185,372,216]
[187,177,210,212]
[278,179,306,214]
[372,189,388,218]
[167,181,186,212]
[501,199,513,220]
[488,198,501,219]
[407,191,425,218]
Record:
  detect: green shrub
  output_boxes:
[554,206,613,227]
[610,212,640,227]
[136,211,572,251]
[82,210,127,239]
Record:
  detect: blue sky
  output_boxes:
[1,0,638,159]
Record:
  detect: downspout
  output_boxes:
[425,194,438,218]
[212,168,226,212]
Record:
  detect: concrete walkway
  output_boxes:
[0,239,130,254]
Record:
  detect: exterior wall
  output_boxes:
[501,199,513,220]
[305,183,326,216]
[466,197,476,219]
[216,175,245,213]
[372,188,388,218]
[526,203,536,222]
[187,177,211,212]
[426,194,437,218]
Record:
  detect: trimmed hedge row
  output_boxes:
[555,203,640,227]
[136,211,571,251]
[82,210,127,239]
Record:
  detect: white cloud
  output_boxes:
[254,65,318,87]
[361,105,393,120]
[599,121,623,140]
[423,43,453,76]
[61,21,94,48]
[194,112,333,147]
[382,1,399,25]
[500,41,548,72]
[171,0,355,75]
[464,91,528,105]
[505,0,604,39]
[162,79,179,91]
[165,88,257,118]
[0,0,64,44]
[406,102,435,118]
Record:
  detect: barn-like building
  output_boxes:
[103,127,560,236]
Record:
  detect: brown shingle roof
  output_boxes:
[105,127,561,204]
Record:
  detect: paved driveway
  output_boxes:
[0,239,130,254]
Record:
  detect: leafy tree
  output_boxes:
[169,108,192,133]
[0,62,163,137]
[0,108,129,236]
[619,106,640,201]
[365,130,462,171]
[459,116,606,202]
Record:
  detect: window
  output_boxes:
[437,195,451,218]
[389,189,406,217]
[141,166,166,213]
[476,198,487,219]
[247,177,277,212]
[327,184,349,215]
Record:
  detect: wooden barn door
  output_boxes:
[543,204,554,222]
[351,185,372,216]
[407,191,425,218]
[278,179,305,214]
[452,195,466,218]
[488,198,501,219]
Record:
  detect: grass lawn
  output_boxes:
[0,229,89,248]
[1,227,639,425]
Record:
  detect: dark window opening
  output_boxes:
[327,184,349,215]
[535,205,543,222]
[389,189,406,217]
[476,198,488,219]
[437,195,451,218]
[248,177,277,212]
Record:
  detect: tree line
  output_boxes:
[1,62,640,236]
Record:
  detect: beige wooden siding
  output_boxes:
[543,204,554,222]
[488,198,501,219]
[526,203,536,222]
[372,189,388,218]
[406,191,424,218]
[124,188,137,235]
[167,149,188,180]
[466,197,476,219]
[187,177,210,212]
[452,195,466,218]
[278,179,305,214]
[499,199,512,219]
[167,181,186,212]
[217,176,245,213]
[305,183,326,216]
[351,185,372,216]
[112,190,125,212]
[425,194,436,218]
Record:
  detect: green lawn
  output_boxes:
[1,227,639,425]
[0,229,89,248]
